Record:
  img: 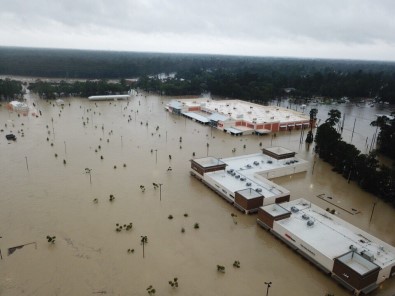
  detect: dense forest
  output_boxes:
[136,68,395,103]
[2,46,395,103]
[2,46,395,79]
[314,110,395,205]
[0,79,23,100]
[27,80,130,99]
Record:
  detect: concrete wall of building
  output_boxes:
[273,221,335,272]
[203,174,235,203]
[254,162,308,180]
[377,264,395,284]
[333,258,379,290]
[234,193,263,212]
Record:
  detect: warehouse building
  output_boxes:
[257,199,395,295]
[167,98,312,135]
[190,147,308,213]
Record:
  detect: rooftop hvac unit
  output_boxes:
[291,206,299,213]
[302,214,310,220]
[246,182,252,187]
[240,177,246,181]
[307,220,314,227]
[235,175,240,179]
[361,251,375,262]
[349,245,358,252]
[270,116,274,119]
[236,114,243,118]
[256,188,262,193]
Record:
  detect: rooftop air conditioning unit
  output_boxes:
[307,220,314,227]
[291,206,299,213]
[302,214,310,220]
[361,251,375,262]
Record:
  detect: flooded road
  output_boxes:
[0,92,394,296]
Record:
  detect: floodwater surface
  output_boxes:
[0,91,394,296]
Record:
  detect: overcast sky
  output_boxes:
[1,0,395,61]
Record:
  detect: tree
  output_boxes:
[325,109,341,126]
[309,108,318,132]
[314,122,341,161]
[371,113,395,159]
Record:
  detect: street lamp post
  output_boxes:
[369,199,378,224]
[85,168,92,184]
[264,281,272,296]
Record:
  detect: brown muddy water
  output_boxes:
[0,90,394,296]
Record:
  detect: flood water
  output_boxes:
[0,90,394,296]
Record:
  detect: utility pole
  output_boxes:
[369,200,378,224]
[25,156,29,172]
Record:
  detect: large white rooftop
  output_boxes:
[205,151,307,199]
[174,98,309,124]
[272,199,395,269]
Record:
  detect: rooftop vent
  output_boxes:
[246,182,252,187]
[240,177,246,181]
[253,161,259,166]
[291,206,299,213]
[235,175,240,179]
[307,220,314,227]
[302,214,310,220]
[256,188,262,193]
[361,251,375,262]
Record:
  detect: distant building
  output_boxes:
[7,101,29,115]
[88,94,130,101]
[257,199,395,295]
[190,147,308,213]
[166,98,312,135]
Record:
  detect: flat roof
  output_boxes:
[88,95,130,100]
[173,98,309,124]
[208,113,229,122]
[226,127,243,134]
[337,251,380,275]
[237,188,263,199]
[273,199,395,269]
[263,147,295,157]
[204,151,307,198]
[167,100,183,109]
[263,203,290,217]
[192,157,225,168]
[182,112,210,123]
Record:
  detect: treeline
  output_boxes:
[137,68,395,104]
[314,110,394,205]
[28,80,130,99]
[1,46,395,78]
[0,79,23,101]
[2,46,395,103]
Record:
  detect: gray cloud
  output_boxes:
[1,0,395,60]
